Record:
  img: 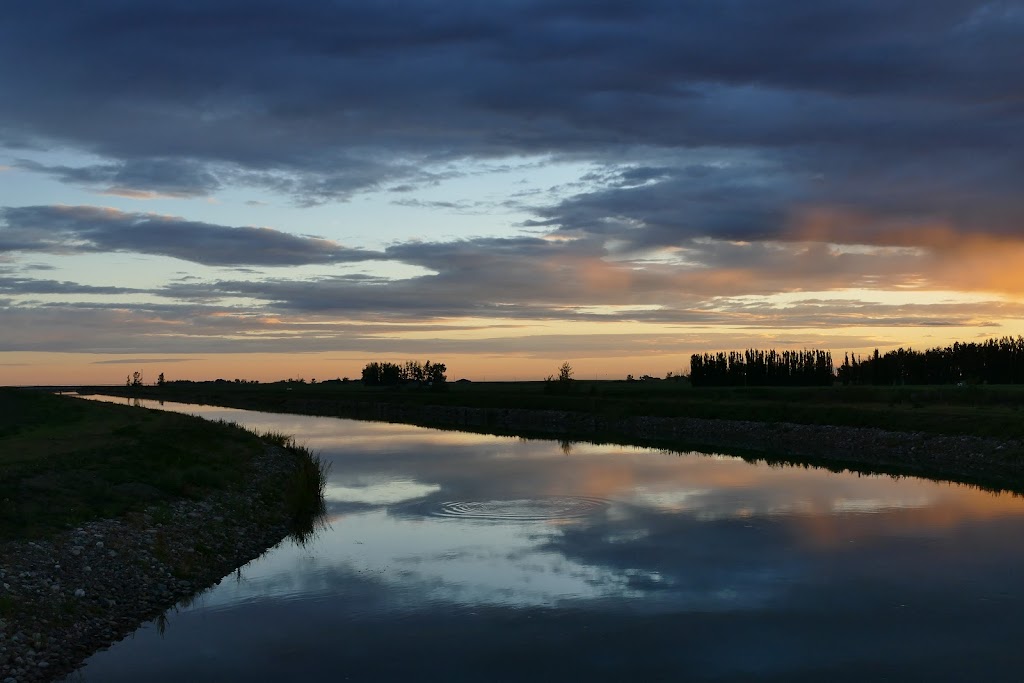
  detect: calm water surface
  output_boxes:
[67,397,1024,681]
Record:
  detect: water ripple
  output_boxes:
[432,496,610,522]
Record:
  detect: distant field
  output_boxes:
[80,380,1024,440]
[0,389,267,539]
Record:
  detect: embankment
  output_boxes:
[115,390,1024,494]
[0,443,306,683]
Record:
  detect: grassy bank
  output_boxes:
[0,389,330,681]
[0,388,325,541]
[85,380,1024,440]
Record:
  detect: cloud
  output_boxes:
[124,218,1020,333]
[90,358,196,365]
[529,149,1024,256]
[0,205,383,266]
[14,158,223,198]
[0,1,1020,211]
[0,276,148,295]
[2,201,1021,361]
[1,2,1022,370]
[2,285,1020,356]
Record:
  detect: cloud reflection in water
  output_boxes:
[70,397,1024,682]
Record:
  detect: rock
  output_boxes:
[0,442,304,682]
[111,482,163,501]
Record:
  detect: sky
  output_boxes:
[2,1,1023,385]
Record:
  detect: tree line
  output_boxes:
[689,349,835,387]
[836,337,1024,385]
[361,360,447,388]
[688,337,1024,387]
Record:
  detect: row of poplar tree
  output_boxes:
[689,336,1024,386]
[836,337,1024,385]
[689,349,834,387]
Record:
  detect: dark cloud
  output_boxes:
[526,161,798,246]
[530,149,1024,252]
[0,276,147,295]
[0,0,1020,212]
[0,205,382,267]
[14,158,222,198]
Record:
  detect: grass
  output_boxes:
[257,430,298,448]
[209,425,328,542]
[88,379,1024,440]
[0,388,326,541]
[251,427,329,541]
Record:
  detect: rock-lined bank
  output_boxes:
[270,398,1024,492]
[0,445,300,683]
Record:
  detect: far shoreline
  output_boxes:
[78,383,1024,496]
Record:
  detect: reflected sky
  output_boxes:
[69,396,1024,682]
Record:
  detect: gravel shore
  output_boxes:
[287,398,1024,491]
[0,444,299,683]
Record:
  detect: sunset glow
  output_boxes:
[1,3,1022,384]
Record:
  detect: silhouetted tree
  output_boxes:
[544,362,575,394]
[690,349,834,387]
[361,360,448,387]
[424,360,447,389]
[837,336,1024,385]
[558,362,574,382]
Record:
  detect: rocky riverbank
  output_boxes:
[0,444,301,683]
[86,389,1024,491]
[81,388,1024,490]
[270,398,1024,492]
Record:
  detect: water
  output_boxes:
[67,397,1024,681]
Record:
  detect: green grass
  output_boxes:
[254,427,331,541]
[282,441,330,546]
[0,388,268,540]
[257,430,298,448]
[90,379,1024,440]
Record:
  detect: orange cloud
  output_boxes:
[789,205,1020,251]
[930,239,1024,294]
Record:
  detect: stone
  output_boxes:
[0,436,303,682]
